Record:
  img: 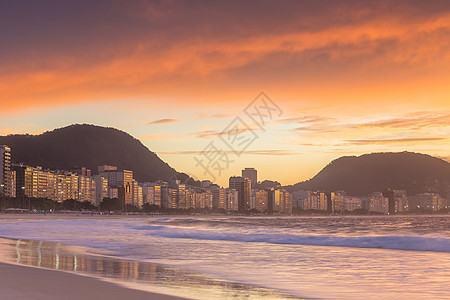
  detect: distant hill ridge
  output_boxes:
[0,124,178,182]
[1,125,448,196]
[287,152,450,196]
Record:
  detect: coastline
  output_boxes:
[4,214,447,299]
[0,262,186,300]
[0,221,298,300]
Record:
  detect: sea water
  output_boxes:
[0,215,449,299]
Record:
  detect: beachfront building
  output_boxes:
[266,188,292,214]
[369,192,389,214]
[292,190,309,210]
[191,189,213,209]
[12,164,96,203]
[394,190,409,212]
[141,182,162,206]
[78,174,96,203]
[330,191,345,213]
[98,167,134,206]
[141,183,154,205]
[132,180,143,207]
[229,176,251,210]
[343,196,362,212]
[108,187,118,199]
[281,190,293,214]
[226,188,239,211]
[0,145,13,197]
[161,184,176,209]
[94,175,108,206]
[408,193,446,212]
[212,188,226,209]
[252,189,268,212]
[169,180,186,209]
[303,191,328,211]
[242,168,257,186]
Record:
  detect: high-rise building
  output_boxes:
[212,188,226,209]
[108,187,118,199]
[229,176,251,210]
[226,188,239,211]
[303,191,327,211]
[343,196,362,212]
[132,180,143,207]
[394,190,408,212]
[141,183,162,207]
[408,193,444,212]
[330,191,345,213]
[242,168,257,186]
[185,188,194,208]
[272,189,282,212]
[292,190,309,210]
[253,189,268,212]
[369,192,389,214]
[94,175,108,206]
[9,170,16,198]
[265,188,291,214]
[281,189,292,214]
[0,145,12,196]
[99,168,134,206]
[78,174,95,203]
[161,182,176,209]
[169,180,186,209]
[382,189,396,214]
[12,164,88,203]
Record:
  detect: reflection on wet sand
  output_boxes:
[4,238,297,299]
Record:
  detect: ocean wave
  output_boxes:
[133,225,450,253]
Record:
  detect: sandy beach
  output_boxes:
[0,215,190,300]
[0,215,292,300]
[0,262,186,300]
[3,214,447,299]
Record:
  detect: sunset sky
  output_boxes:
[1,0,449,186]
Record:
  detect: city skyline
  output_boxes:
[2,142,446,215]
[1,1,449,186]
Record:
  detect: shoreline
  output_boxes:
[0,236,297,300]
[0,237,190,300]
[0,261,186,300]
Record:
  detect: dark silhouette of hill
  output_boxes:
[287,152,450,196]
[0,124,180,182]
[255,180,281,190]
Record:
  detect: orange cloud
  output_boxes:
[345,137,447,145]
[148,118,179,125]
[1,1,450,115]
[355,112,450,130]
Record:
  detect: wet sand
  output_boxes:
[0,262,186,300]
[0,215,297,300]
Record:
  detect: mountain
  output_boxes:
[287,152,450,196]
[0,124,180,182]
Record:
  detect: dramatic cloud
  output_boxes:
[1,1,450,111]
